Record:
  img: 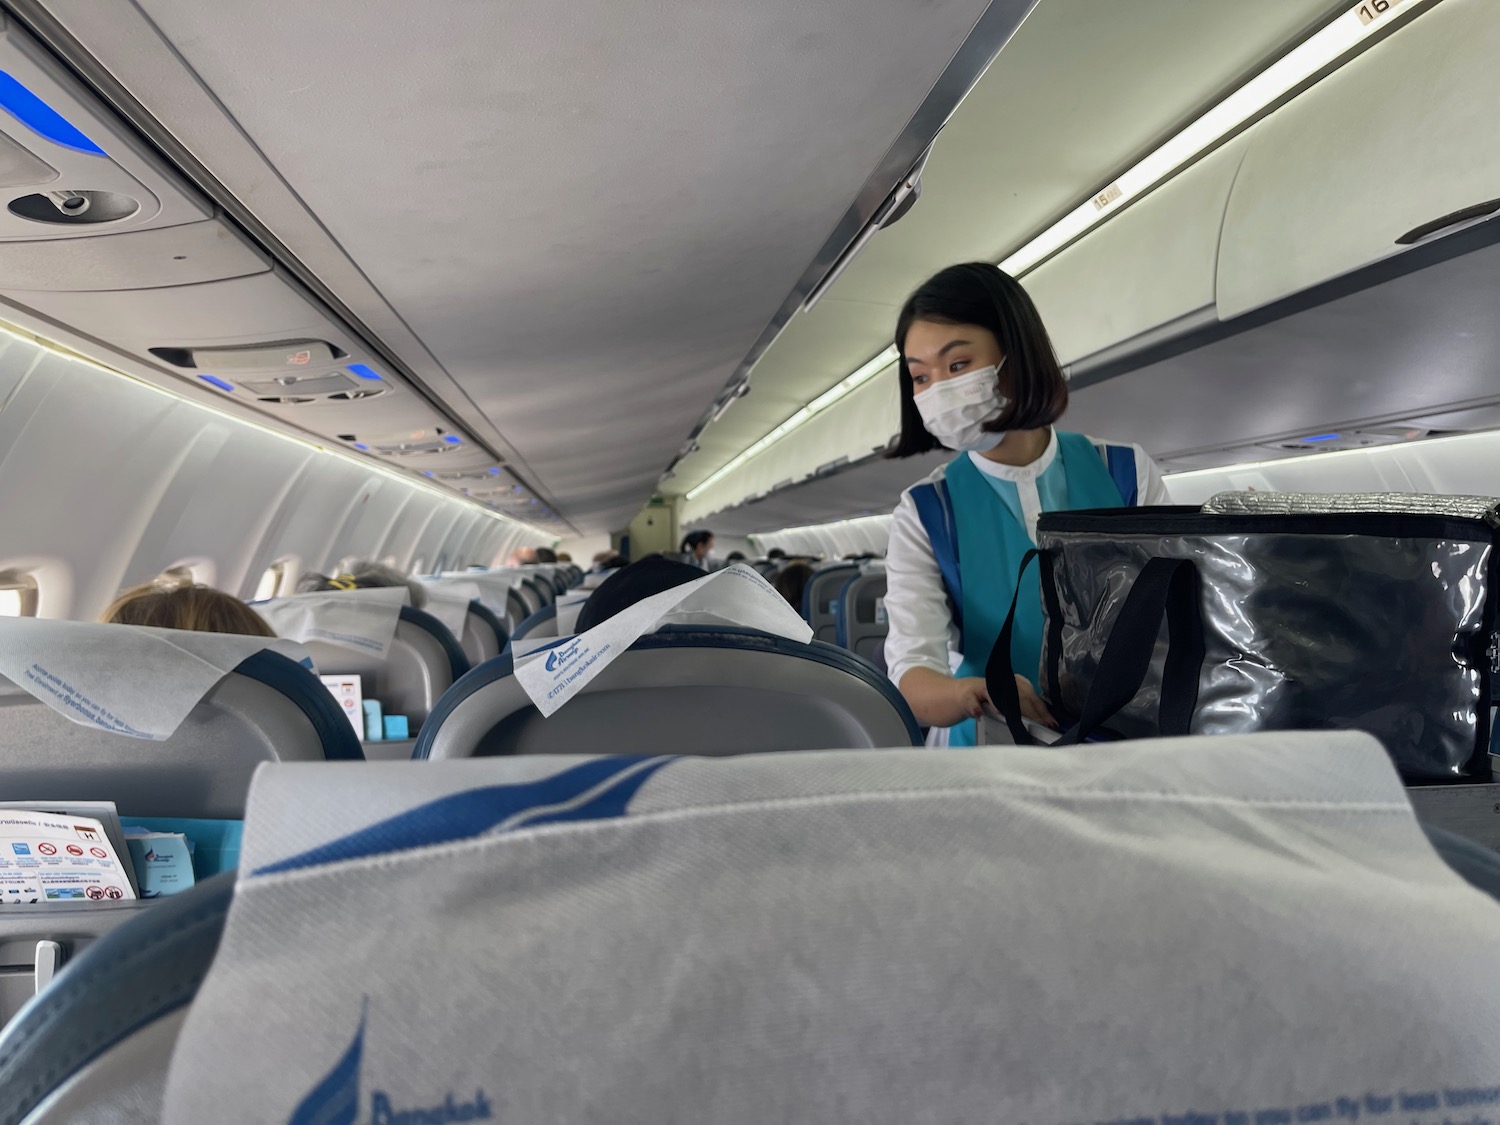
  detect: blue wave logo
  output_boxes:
[290,1000,494,1124]
[543,639,583,673]
[289,1002,364,1125]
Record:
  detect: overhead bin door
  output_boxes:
[1217,0,1500,319]
[1023,134,1249,369]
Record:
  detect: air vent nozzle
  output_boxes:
[9,189,138,225]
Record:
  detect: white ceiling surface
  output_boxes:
[670,0,1350,499]
[127,0,998,533]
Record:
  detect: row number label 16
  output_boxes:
[1355,0,1407,27]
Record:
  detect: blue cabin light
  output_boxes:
[199,375,234,392]
[347,364,382,381]
[0,72,105,155]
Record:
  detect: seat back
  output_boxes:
[0,648,360,818]
[304,607,469,729]
[416,626,920,758]
[514,578,546,616]
[802,562,860,641]
[511,602,559,643]
[457,601,508,667]
[21,734,1500,1125]
[837,567,889,673]
[0,640,358,1029]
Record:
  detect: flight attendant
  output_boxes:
[884,262,1168,745]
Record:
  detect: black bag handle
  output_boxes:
[986,552,1204,745]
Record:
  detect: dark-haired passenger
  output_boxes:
[680,530,715,570]
[883,262,1167,746]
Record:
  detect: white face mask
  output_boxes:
[913,361,1009,452]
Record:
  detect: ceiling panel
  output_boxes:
[671,0,1351,497]
[129,0,1002,532]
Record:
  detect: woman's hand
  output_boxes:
[898,668,1058,731]
[1007,675,1058,730]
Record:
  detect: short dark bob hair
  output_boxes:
[886,262,1068,458]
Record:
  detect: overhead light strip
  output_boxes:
[1000,0,1423,275]
[0,320,554,538]
[685,345,898,500]
[684,0,1427,506]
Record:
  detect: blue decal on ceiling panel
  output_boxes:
[0,72,106,156]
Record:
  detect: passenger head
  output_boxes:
[509,547,538,566]
[887,262,1068,458]
[726,550,747,563]
[680,530,715,562]
[773,562,815,611]
[535,547,558,564]
[767,548,787,561]
[556,552,573,563]
[296,560,428,609]
[592,550,613,565]
[598,553,628,571]
[575,556,704,632]
[102,577,275,638]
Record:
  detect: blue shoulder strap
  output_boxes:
[1103,444,1139,507]
[910,474,964,637]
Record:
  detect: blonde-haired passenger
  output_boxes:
[101,576,275,637]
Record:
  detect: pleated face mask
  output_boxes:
[914,359,1009,452]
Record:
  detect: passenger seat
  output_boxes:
[836,563,889,674]
[415,624,921,758]
[302,605,469,745]
[802,562,861,642]
[0,625,359,1028]
[12,732,1500,1124]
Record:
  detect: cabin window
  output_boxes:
[163,558,216,587]
[0,570,39,617]
[253,560,290,601]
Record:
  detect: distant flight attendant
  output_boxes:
[884,263,1168,745]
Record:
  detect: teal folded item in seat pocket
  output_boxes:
[119,817,243,879]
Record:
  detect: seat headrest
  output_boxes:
[162,732,1500,1123]
[253,587,407,659]
[0,618,310,741]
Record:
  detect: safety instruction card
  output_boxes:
[0,809,137,903]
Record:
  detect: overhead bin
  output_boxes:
[1217,0,1500,320]
[1023,134,1249,369]
[0,217,267,290]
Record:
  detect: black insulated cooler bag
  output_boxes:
[986,492,1500,783]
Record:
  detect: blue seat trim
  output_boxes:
[256,756,677,875]
[521,576,554,608]
[399,605,470,682]
[0,871,236,1125]
[467,599,510,651]
[231,649,363,761]
[414,624,921,759]
[507,587,530,626]
[512,602,559,642]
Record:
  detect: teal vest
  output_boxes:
[910,431,1135,745]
